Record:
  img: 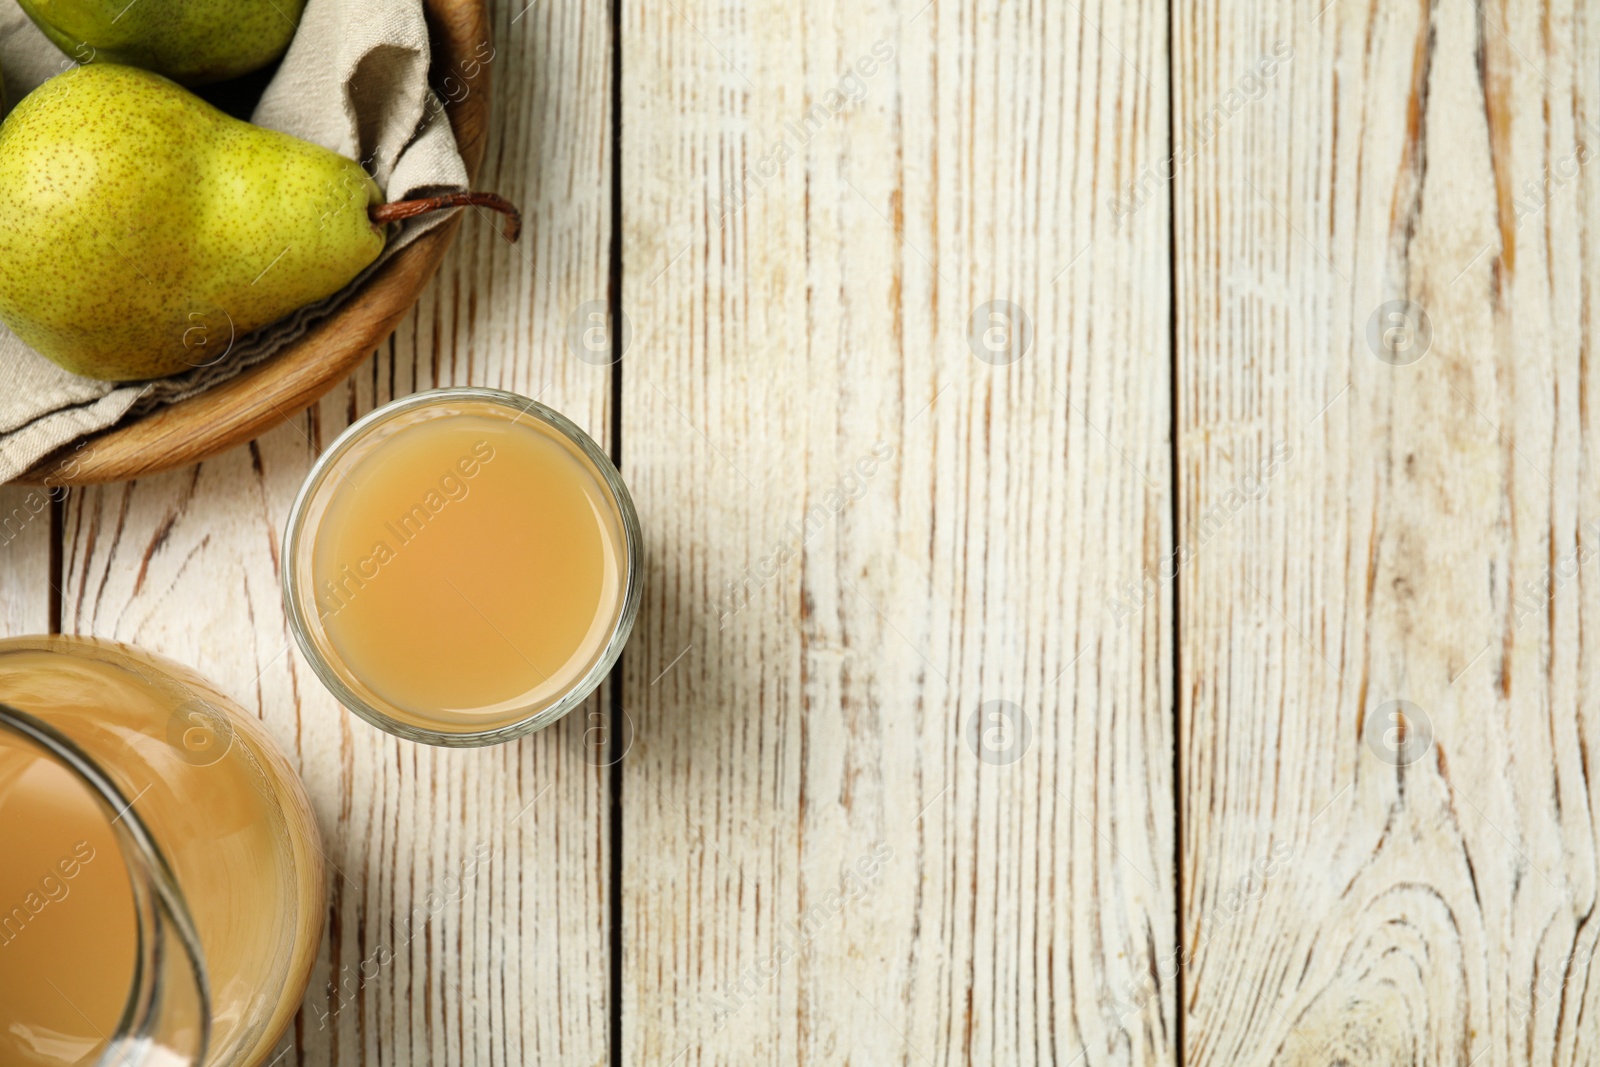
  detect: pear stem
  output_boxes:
[369,192,522,242]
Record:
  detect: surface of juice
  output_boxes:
[310,408,626,729]
[0,748,135,1066]
[0,639,325,1067]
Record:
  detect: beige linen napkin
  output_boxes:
[0,0,469,483]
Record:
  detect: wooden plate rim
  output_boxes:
[16,0,493,487]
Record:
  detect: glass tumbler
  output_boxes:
[0,635,325,1066]
[281,387,642,747]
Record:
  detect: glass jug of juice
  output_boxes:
[0,635,325,1066]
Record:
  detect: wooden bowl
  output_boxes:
[16,0,492,487]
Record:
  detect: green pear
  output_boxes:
[0,64,519,383]
[15,0,306,86]
[0,64,380,380]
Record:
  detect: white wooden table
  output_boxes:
[4,0,1591,1062]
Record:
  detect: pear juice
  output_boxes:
[290,393,636,741]
[0,639,324,1067]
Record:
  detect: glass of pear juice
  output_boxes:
[0,636,325,1067]
[283,388,642,746]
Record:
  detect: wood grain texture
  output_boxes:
[57,0,616,1062]
[619,1,1175,1063]
[18,0,492,488]
[1177,1,1600,1063]
[0,484,52,635]
[18,0,1600,1062]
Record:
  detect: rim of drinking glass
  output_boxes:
[0,702,212,1066]
[281,387,643,748]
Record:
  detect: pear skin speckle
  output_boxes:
[0,64,386,381]
[17,0,306,86]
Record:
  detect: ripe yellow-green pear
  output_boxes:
[16,0,306,85]
[0,65,519,382]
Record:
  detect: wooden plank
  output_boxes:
[1177,2,1600,1063]
[57,2,615,1063]
[0,483,52,635]
[620,0,1174,1063]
